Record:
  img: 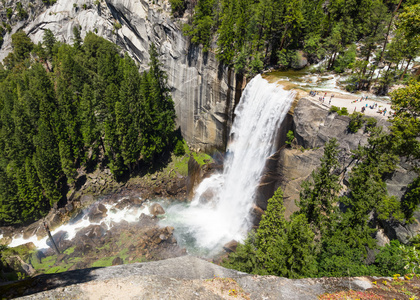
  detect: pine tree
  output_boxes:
[298,138,341,235]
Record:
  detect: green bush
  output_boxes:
[169,0,186,17]
[374,240,406,276]
[286,130,294,146]
[329,106,340,113]
[174,140,186,156]
[114,21,122,30]
[364,117,377,132]
[337,107,349,116]
[6,8,13,19]
[348,112,364,133]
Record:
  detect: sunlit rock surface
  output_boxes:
[1,256,373,299]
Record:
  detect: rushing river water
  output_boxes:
[160,75,295,256]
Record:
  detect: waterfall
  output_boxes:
[161,75,296,255]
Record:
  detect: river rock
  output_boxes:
[139,213,157,227]
[88,204,108,223]
[223,240,238,253]
[46,231,68,249]
[149,203,165,217]
[114,197,132,210]
[80,194,94,206]
[65,202,74,213]
[46,211,62,231]
[22,220,43,239]
[166,183,179,195]
[153,186,162,195]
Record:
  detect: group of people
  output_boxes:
[309,91,335,105]
[352,95,369,103]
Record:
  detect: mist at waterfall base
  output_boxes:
[160,75,295,256]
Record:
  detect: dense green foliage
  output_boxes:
[0,31,176,225]
[176,0,418,92]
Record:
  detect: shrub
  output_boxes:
[6,8,13,20]
[364,117,377,132]
[374,240,406,276]
[174,140,186,156]
[286,130,294,146]
[169,0,186,17]
[329,106,340,113]
[114,21,122,30]
[337,107,348,116]
[348,112,364,133]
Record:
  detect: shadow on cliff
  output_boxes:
[0,266,102,299]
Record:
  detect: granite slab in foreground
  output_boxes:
[1,256,372,300]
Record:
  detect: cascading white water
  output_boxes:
[7,198,153,249]
[161,75,295,255]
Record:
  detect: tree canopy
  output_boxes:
[0,31,176,225]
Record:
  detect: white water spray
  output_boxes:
[161,75,295,255]
[7,198,152,249]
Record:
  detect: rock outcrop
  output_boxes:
[254,98,419,244]
[0,0,244,150]
[0,256,374,299]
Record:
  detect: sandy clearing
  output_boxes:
[306,91,393,119]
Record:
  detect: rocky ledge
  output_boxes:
[1,256,375,300]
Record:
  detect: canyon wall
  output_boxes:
[0,0,243,150]
[256,98,419,244]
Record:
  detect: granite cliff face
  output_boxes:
[0,0,243,150]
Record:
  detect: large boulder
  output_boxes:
[149,203,165,217]
[88,203,108,223]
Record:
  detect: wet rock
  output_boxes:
[46,212,62,230]
[88,225,106,239]
[80,194,94,206]
[139,214,157,227]
[187,156,201,200]
[46,231,68,249]
[65,202,74,213]
[114,197,132,210]
[88,204,108,223]
[198,188,214,204]
[112,257,123,266]
[223,240,238,253]
[149,203,165,217]
[22,220,43,239]
[153,186,162,195]
[250,205,265,227]
[166,183,179,195]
